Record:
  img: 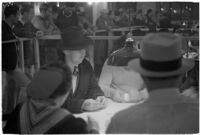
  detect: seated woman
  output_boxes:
[3,62,99,134]
[99,34,149,103]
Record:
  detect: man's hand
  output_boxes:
[82,99,105,112]
[96,96,107,106]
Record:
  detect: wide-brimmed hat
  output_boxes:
[60,27,93,50]
[128,33,194,77]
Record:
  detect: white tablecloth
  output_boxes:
[74,98,144,133]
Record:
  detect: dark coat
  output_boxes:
[2,20,18,72]
[13,20,38,37]
[63,59,104,113]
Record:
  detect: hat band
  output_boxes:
[140,57,182,72]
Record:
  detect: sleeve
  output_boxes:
[63,98,85,113]
[98,59,115,97]
[13,23,26,37]
[85,61,104,99]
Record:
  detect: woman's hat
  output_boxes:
[128,33,195,77]
[60,27,93,50]
[27,62,73,99]
[27,69,63,99]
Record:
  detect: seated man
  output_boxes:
[58,27,107,113]
[107,33,199,134]
[3,62,99,134]
[99,34,148,103]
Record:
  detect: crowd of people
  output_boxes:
[2,2,199,134]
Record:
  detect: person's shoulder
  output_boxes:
[112,103,148,122]
[80,59,92,68]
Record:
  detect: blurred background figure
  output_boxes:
[135,9,145,26]
[32,3,60,35]
[145,9,156,31]
[13,4,43,77]
[2,3,30,125]
[56,2,79,32]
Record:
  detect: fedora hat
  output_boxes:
[60,27,93,50]
[128,33,195,77]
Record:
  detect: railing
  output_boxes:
[2,35,199,74]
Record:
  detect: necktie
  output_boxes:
[73,66,78,76]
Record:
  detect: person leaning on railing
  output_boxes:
[13,4,43,74]
[2,3,30,125]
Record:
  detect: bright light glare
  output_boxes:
[88,1,93,5]
[173,10,177,13]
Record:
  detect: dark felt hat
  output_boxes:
[60,27,93,50]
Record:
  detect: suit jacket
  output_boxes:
[2,20,18,72]
[63,59,104,113]
[107,88,199,134]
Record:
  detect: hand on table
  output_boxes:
[96,96,107,106]
[111,90,127,103]
[82,98,106,112]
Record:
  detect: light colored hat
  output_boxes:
[128,33,194,77]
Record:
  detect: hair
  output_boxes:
[146,9,153,15]
[41,61,72,99]
[20,4,33,15]
[39,3,51,12]
[4,3,19,18]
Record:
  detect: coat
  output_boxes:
[2,20,18,72]
[62,59,104,113]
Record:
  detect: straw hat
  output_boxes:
[128,33,194,77]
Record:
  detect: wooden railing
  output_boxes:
[2,35,199,73]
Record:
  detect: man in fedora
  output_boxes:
[59,27,106,113]
[106,33,199,134]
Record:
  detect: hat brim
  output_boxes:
[61,37,93,50]
[128,58,195,77]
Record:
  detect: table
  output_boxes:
[74,98,145,133]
